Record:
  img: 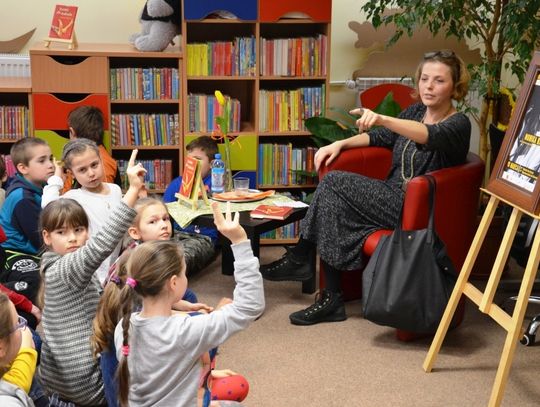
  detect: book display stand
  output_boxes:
[44,31,78,50]
[175,156,209,210]
[44,4,78,50]
[423,189,540,407]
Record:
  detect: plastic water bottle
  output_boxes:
[211,153,225,194]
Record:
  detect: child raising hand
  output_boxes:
[113,201,265,407]
[39,150,146,406]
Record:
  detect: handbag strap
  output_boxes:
[393,174,437,243]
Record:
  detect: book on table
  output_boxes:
[250,205,293,220]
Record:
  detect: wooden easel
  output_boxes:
[175,178,209,210]
[423,189,540,407]
[44,31,78,50]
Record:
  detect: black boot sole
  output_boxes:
[289,307,347,326]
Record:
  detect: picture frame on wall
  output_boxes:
[487,51,540,214]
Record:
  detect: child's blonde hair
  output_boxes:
[0,292,13,375]
[132,196,168,230]
[62,138,101,170]
[117,240,185,406]
[91,196,168,356]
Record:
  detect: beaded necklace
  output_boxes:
[400,106,453,191]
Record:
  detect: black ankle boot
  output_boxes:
[260,250,312,282]
[289,289,347,326]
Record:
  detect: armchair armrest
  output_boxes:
[318,147,392,180]
[402,153,484,269]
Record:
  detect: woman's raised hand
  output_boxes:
[211,201,247,245]
[350,107,381,133]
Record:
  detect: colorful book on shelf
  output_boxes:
[250,205,294,220]
[48,4,78,40]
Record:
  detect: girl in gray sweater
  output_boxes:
[113,202,265,407]
[38,150,146,406]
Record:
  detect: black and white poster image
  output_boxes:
[502,73,540,192]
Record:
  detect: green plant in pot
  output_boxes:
[360,0,540,176]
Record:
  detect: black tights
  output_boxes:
[291,236,342,293]
[322,260,343,293]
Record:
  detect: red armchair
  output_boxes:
[318,147,484,340]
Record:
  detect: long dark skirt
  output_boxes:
[301,171,404,270]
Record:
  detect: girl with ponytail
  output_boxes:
[112,202,264,407]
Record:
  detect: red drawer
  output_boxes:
[259,0,331,22]
[33,93,109,130]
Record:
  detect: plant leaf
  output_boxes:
[373,92,402,117]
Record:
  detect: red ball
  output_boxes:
[210,374,249,402]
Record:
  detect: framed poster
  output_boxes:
[487,51,540,213]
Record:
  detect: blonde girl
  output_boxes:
[38,150,145,406]
[42,138,125,284]
[92,197,213,407]
[111,202,264,407]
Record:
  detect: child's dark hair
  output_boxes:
[40,199,89,235]
[186,136,219,162]
[62,138,101,170]
[10,138,49,168]
[0,292,13,375]
[68,106,105,145]
[117,240,185,406]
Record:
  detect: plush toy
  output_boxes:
[130,0,181,52]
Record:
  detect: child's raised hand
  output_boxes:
[126,149,147,192]
[211,201,247,245]
[53,157,65,180]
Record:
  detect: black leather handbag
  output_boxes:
[362,175,457,332]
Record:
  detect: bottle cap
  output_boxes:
[215,153,221,159]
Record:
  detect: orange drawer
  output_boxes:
[33,93,109,130]
[259,0,331,22]
[31,55,108,93]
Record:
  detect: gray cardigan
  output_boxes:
[39,201,136,406]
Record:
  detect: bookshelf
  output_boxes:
[182,0,331,242]
[29,43,182,193]
[0,76,31,152]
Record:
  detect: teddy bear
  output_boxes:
[130,0,181,52]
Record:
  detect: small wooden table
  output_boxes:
[191,207,316,294]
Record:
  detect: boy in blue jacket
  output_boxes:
[0,138,54,305]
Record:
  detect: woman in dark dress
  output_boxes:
[261,50,472,326]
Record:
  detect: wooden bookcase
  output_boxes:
[0,77,32,160]
[182,0,332,243]
[29,43,182,194]
[18,0,331,244]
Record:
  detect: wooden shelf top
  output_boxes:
[29,42,182,58]
[0,77,31,92]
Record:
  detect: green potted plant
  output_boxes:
[360,0,540,173]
